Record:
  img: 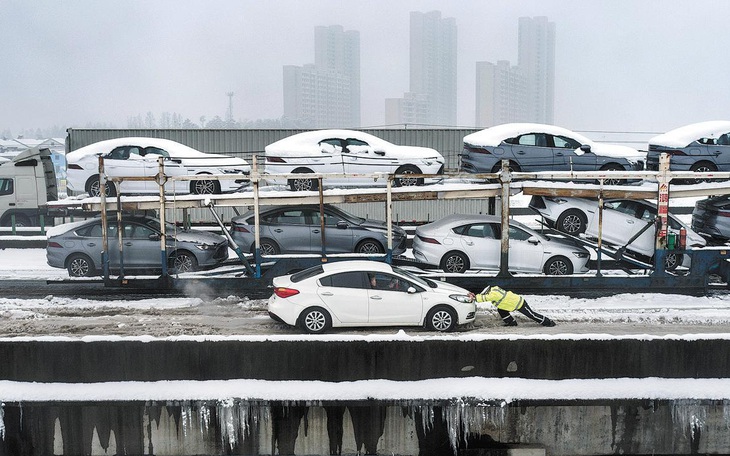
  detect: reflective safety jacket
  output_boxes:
[475,286,524,312]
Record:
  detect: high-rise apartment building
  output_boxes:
[283,25,360,128]
[385,11,457,127]
[475,16,555,127]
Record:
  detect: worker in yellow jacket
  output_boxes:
[468,286,555,327]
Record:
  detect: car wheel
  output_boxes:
[289,169,318,192]
[394,165,422,187]
[690,161,717,183]
[490,161,522,173]
[440,251,469,273]
[253,238,280,256]
[170,250,198,273]
[355,239,384,254]
[664,252,682,271]
[191,177,221,195]
[426,306,457,332]
[544,256,573,275]
[87,175,116,197]
[556,209,587,235]
[67,254,95,277]
[600,164,624,186]
[299,307,331,334]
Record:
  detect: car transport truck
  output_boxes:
[0,146,59,227]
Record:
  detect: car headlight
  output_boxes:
[195,244,214,250]
[450,294,473,303]
[572,251,589,258]
[222,168,246,174]
[545,197,569,204]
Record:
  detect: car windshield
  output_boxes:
[141,217,176,234]
[327,206,365,224]
[391,266,432,288]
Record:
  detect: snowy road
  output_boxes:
[2,248,730,337]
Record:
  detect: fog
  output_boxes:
[2,0,729,136]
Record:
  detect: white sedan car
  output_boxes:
[268,260,476,334]
[66,137,251,196]
[264,129,445,191]
[412,214,590,275]
[529,196,706,270]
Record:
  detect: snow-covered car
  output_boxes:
[264,129,445,191]
[529,196,706,269]
[647,121,730,180]
[66,137,251,196]
[268,260,476,334]
[460,123,645,185]
[412,214,590,275]
[692,195,730,241]
[230,204,407,255]
[46,214,229,277]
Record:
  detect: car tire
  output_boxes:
[394,165,423,187]
[490,161,522,173]
[556,209,587,235]
[191,177,221,195]
[67,253,95,277]
[599,164,624,186]
[440,251,469,273]
[690,161,718,183]
[299,307,331,334]
[544,256,573,275]
[664,252,682,271]
[252,239,280,256]
[355,239,384,254]
[170,250,198,273]
[289,169,318,192]
[86,175,116,197]
[426,306,457,332]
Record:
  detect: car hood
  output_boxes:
[576,143,646,162]
[427,279,471,295]
[172,230,226,245]
[649,121,730,148]
[544,234,588,252]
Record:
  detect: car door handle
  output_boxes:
[465,241,474,246]
[626,220,635,224]
[274,229,283,233]
[312,229,320,234]
[556,152,564,156]
[516,150,526,155]
[87,243,96,247]
[370,295,382,300]
[125,242,134,246]
[321,292,333,296]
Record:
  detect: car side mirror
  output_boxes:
[528,236,540,245]
[580,144,592,153]
[374,150,386,156]
[407,286,417,294]
[336,221,348,229]
[149,233,160,241]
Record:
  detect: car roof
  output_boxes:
[421,214,532,229]
[67,137,204,161]
[320,260,393,274]
[649,121,730,148]
[463,123,593,148]
[265,130,391,154]
[234,204,342,222]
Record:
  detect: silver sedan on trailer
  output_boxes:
[411,214,590,274]
[46,214,229,277]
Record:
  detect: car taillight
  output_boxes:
[266,156,287,163]
[717,211,730,218]
[232,225,251,233]
[47,241,63,248]
[274,287,299,298]
[67,164,84,170]
[417,234,441,245]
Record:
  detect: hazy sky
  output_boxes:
[2,0,730,137]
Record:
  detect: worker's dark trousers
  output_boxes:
[498,301,548,325]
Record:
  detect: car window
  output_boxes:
[271,209,307,225]
[319,271,368,289]
[320,139,344,153]
[509,226,533,241]
[717,134,730,146]
[368,272,413,292]
[322,211,345,227]
[553,135,581,149]
[142,147,169,158]
[290,265,323,283]
[107,146,130,160]
[515,134,548,147]
[0,178,13,196]
[77,223,117,238]
[608,200,638,217]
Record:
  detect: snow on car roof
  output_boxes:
[66,137,205,161]
[265,129,391,154]
[463,123,593,148]
[649,121,730,148]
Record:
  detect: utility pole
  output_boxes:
[226,92,234,124]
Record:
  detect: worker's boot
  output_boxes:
[542,318,556,327]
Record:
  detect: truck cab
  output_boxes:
[0,147,59,227]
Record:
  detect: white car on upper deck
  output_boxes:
[66,137,250,196]
[263,129,445,191]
